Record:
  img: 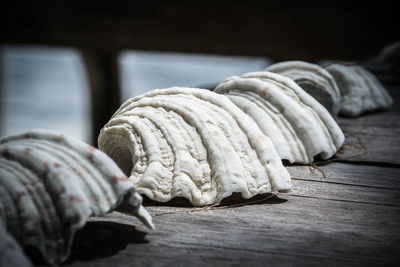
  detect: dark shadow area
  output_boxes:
[1,1,399,61]
[65,221,148,263]
[25,222,149,265]
[143,195,195,207]
[143,193,287,208]
[219,193,288,206]
[23,245,46,265]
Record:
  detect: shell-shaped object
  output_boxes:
[98,87,292,206]
[0,222,33,267]
[214,71,345,164]
[266,60,341,115]
[0,129,154,265]
[380,41,400,69]
[324,63,393,117]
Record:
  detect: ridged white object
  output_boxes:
[266,60,341,115]
[0,129,153,264]
[215,71,345,164]
[98,88,292,206]
[324,63,393,117]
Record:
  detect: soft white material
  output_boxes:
[266,60,341,115]
[215,71,345,164]
[0,129,153,265]
[98,87,292,206]
[324,63,393,117]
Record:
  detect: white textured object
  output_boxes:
[0,129,153,265]
[266,60,341,115]
[324,63,393,117]
[98,87,292,206]
[215,71,345,164]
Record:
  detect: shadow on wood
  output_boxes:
[142,193,288,207]
[65,221,148,263]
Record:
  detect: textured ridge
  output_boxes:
[0,129,153,264]
[266,60,341,115]
[99,87,292,206]
[324,63,393,117]
[215,71,345,164]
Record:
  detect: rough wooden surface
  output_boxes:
[38,78,400,266]
[335,84,400,165]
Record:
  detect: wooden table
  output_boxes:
[55,78,400,266]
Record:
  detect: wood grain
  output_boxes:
[61,192,400,266]
[57,161,400,266]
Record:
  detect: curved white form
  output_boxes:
[324,63,393,117]
[98,87,292,207]
[0,129,153,264]
[266,60,341,115]
[215,71,345,164]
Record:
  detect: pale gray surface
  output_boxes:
[0,46,91,142]
[120,51,270,100]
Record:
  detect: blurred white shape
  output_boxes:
[0,46,91,143]
[120,50,270,100]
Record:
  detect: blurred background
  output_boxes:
[0,0,398,144]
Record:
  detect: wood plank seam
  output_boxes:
[288,194,400,207]
[291,177,400,191]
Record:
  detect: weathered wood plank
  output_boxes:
[59,164,400,267]
[286,163,400,190]
[290,179,400,206]
[334,124,400,165]
[331,82,400,165]
[39,152,400,267]
[285,164,400,206]
[61,193,400,267]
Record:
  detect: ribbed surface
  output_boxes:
[324,64,393,117]
[0,129,153,264]
[266,61,340,115]
[215,71,344,164]
[99,88,291,206]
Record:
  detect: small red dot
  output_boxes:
[56,134,64,142]
[23,148,32,155]
[111,175,129,184]
[69,194,84,203]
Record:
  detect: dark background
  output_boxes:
[1,0,399,61]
